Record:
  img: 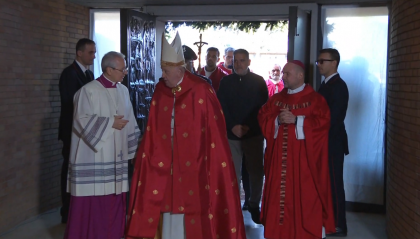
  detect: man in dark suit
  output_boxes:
[317,48,350,237]
[58,38,96,223]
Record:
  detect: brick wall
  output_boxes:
[0,0,89,234]
[387,0,420,238]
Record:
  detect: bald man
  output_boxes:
[258,60,336,239]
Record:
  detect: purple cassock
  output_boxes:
[64,194,126,239]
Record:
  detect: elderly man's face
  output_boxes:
[161,66,183,88]
[78,43,96,66]
[108,57,127,83]
[282,63,303,90]
[233,53,250,76]
[271,65,281,80]
[224,51,234,67]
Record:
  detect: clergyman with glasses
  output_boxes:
[63,51,141,239]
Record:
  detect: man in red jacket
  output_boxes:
[217,47,235,74]
[199,47,229,91]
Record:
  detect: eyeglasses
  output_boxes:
[316,59,334,65]
[112,67,128,73]
[272,69,280,72]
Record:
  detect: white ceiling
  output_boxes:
[67,0,390,9]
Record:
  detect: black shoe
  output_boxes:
[326,227,347,237]
[61,216,68,224]
[242,201,249,211]
[248,206,261,224]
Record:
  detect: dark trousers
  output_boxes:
[60,139,71,221]
[228,135,264,209]
[329,152,347,231]
[241,156,250,204]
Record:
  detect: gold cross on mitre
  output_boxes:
[194,34,208,72]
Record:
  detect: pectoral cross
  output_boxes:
[194,34,208,72]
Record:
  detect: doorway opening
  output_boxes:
[165,21,289,80]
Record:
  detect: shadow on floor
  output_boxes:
[0,207,386,239]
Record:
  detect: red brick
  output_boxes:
[388,1,420,238]
[0,0,89,234]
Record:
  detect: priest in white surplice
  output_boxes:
[64,51,140,239]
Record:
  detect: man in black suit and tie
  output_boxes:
[317,48,349,237]
[58,38,96,223]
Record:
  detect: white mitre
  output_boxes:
[161,32,185,67]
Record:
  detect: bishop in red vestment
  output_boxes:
[258,61,335,239]
[126,33,245,239]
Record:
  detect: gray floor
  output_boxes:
[0,207,387,239]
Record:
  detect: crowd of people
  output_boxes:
[58,34,349,239]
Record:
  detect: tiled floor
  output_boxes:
[0,207,387,239]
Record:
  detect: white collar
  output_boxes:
[287,83,305,94]
[75,60,89,72]
[322,72,338,84]
[177,76,184,86]
[204,67,216,74]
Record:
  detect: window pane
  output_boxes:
[323,6,388,205]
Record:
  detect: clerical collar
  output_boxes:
[97,74,117,88]
[322,72,338,84]
[75,60,89,72]
[287,83,305,94]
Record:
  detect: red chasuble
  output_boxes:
[258,85,335,239]
[199,67,229,92]
[126,71,245,239]
[266,79,285,98]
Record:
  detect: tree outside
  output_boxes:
[167,22,289,79]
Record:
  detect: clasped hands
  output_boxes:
[232,124,250,138]
[278,108,297,124]
[112,115,129,130]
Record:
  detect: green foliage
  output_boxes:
[166,21,288,33]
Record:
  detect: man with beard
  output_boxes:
[199,47,228,91]
[266,63,285,97]
[218,47,234,74]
